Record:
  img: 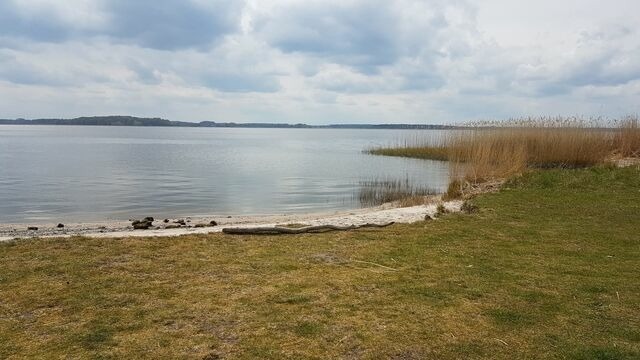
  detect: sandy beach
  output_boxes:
[0,200,462,242]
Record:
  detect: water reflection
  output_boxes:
[0,126,450,222]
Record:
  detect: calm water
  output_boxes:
[0,125,449,223]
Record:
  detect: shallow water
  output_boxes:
[0,125,449,222]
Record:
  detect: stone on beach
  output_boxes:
[195,220,218,228]
[0,201,464,242]
[132,217,154,230]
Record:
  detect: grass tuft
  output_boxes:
[461,200,479,214]
[443,179,464,200]
[358,178,437,206]
[293,321,323,337]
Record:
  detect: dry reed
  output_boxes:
[447,116,640,183]
[614,116,640,157]
[358,178,437,207]
[448,127,615,182]
[367,116,640,198]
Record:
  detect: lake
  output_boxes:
[0,125,449,223]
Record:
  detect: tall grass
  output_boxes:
[369,116,640,187]
[448,116,640,182]
[448,127,616,182]
[615,116,640,157]
[358,178,437,207]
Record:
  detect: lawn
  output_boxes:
[1,166,639,359]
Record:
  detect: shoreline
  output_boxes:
[0,200,463,242]
[6,159,635,243]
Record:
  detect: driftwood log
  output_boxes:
[222,222,395,235]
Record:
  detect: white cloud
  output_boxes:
[1,0,639,123]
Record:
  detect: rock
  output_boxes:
[133,222,151,230]
[27,226,38,231]
[57,223,65,228]
[174,219,186,226]
[163,219,169,223]
[195,221,217,228]
[165,224,182,229]
[132,218,153,230]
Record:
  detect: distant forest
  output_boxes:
[0,116,457,130]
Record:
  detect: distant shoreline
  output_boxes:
[0,116,459,130]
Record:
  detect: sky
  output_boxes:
[0,0,639,124]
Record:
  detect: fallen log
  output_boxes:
[222,222,395,235]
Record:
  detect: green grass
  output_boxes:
[1,167,640,359]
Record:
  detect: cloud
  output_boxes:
[0,1,83,42]
[251,0,399,73]
[1,0,640,123]
[250,0,463,74]
[105,0,243,50]
[509,26,640,97]
[0,45,112,86]
[0,0,243,50]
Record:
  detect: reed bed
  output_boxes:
[366,132,450,161]
[614,115,640,157]
[367,146,449,161]
[448,127,614,182]
[358,178,437,207]
[370,116,640,186]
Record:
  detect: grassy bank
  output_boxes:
[1,166,639,359]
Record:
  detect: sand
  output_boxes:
[0,200,463,242]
